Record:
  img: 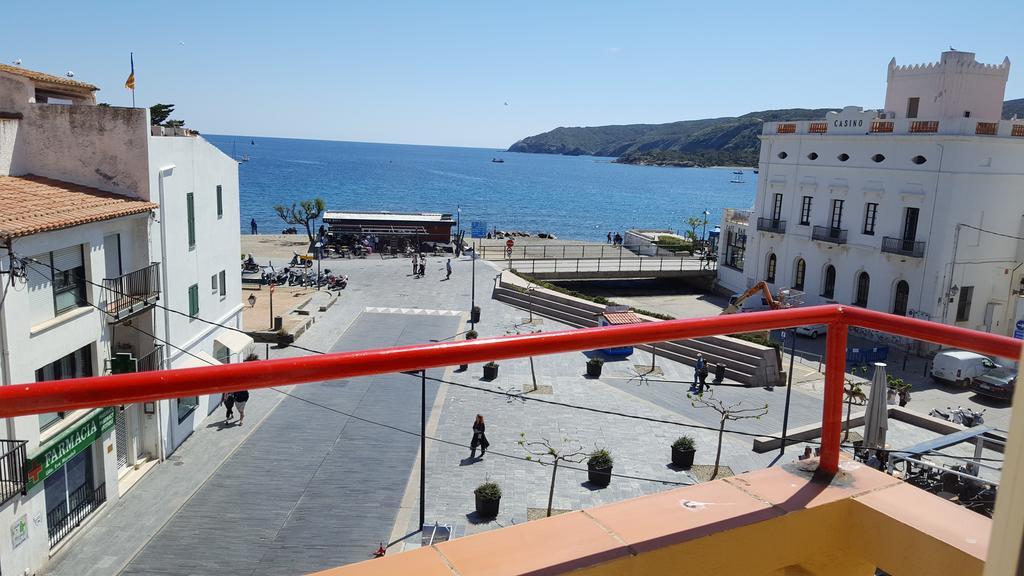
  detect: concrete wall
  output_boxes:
[885,51,1010,121]
[148,135,243,452]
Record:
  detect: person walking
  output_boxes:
[469,414,489,458]
[412,253,419,276]
[698,355,710,392]
[250,218,258,235]
[223,392,235,422]
[445,258,452,280]
[691,353,706,393]
[418,258,426,277]
[233,390,250,425]
[613,232,623,247]
[607,232,612,244]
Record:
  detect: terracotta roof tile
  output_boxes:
[0,176,156,240]
[602,311,643,325]
[0,64,99,92]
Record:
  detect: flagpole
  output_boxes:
[130,53,135,108]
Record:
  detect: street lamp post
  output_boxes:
[269,284,275,330]
[779,329,797,456]
[702,210,710,249]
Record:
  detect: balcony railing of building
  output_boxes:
[103,263,160,322]
[756,217,786,234]
[766,118,1024,138]
[0,439,27,506]
[0,306,1019,575]
[812,225,848,244]
[881,236,926,258]
[47,482,106,548]
[138,345,164,373]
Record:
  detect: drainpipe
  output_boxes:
[156,165,176,461]
[0,241,14,440]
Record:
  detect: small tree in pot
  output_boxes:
[519,434,586,518]
[586,357,604,378]
[483,361,499,381]
[671,435,696,469]
[474,481,502,518]
[587,448,614,487]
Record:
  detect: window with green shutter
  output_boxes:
[186,192,196,248]
[216,185,223,219]
[188,284,199,318]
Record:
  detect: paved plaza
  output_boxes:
[42,247,1009,575]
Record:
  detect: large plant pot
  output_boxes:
[475,494,500,518]
[483,364,499,381]
[586,362,603,378]
[471,306,481,324]
[587,465,612,487]
[671,447,696,469]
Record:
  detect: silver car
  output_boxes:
[794,324,827,339]
[969,368,1016,401]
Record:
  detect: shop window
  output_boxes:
[793,258,806,291]
[177,397,199,422]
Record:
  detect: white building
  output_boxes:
[719,50,1024,342]
[0,64,244,574]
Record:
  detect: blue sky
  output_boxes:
[3,1,1021,147]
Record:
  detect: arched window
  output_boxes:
[766,253,777,283]
[793,258,806,291]
[822,265,836,299]
[854,271,870,307]
[893,280,909,316]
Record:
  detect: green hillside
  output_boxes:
[507,99,1024,167]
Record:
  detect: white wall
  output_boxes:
[884,51,1010,121]
[148,135,242,452]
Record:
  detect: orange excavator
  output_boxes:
[722,281,782,315]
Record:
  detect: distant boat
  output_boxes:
[752,169,759,174]
[730,173,745,184]
[491,158,505,163]
[732,170,743,175]
[241,154,250,162]
[251,139,255,145]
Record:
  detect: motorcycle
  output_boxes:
[242,255,261,273]
[327,273,348,290]
[929,406,986,427]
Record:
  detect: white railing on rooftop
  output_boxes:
[763,118,1024,138]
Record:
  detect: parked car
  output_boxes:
[930,350,999,387]
[794,324,827,339]
[969,368,1016,400]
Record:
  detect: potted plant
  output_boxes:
[586,357,604,378]
[474,481,501,517]
[587,448,613,487]
[471,306,481,324]
[671,435,696,469]
[460,330,479,371]
[483,361,499,381]
[888,375,912,407]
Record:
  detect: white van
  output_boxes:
[930,350,999,387]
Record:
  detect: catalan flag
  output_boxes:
[125,53,135,90]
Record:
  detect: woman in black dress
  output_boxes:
[470,414,489,458]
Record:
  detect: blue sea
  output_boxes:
[206,136,757,242]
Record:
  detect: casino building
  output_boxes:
[719,50,1024,342]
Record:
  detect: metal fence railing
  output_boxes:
[103,263,161,320]
[506,256,716,276]
[0,440,27,506]
[137,346,164,373]
[47,482,106,548]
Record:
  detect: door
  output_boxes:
[771,193,783,227]
[830,199,844,238]
[103,234,122,279]
[902,208,920,252]
[115,405,129,474]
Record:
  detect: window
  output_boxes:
[964,110,971,118]
[912,155,927,165]
[177,397,199,422]
[822,265,836,299]
[893,280,909,316]
[799,196,812,225]
[766,254,777,283]
[793,259,806,291]
[35,345,93,430]
[956,286,974,322]
[807,152,818,160]
[186,192,196,249]
[188,284,199,318]
[218,270,226,298]
[51,246,87,315]
[863,203,878,235]
[906,97,920,119]
[837,153,850,162]
[777,151,788,159]
[871,154,885,163]
[771,193,783,221]
[854,272,870,307]
[216,185,223,219]
[830,199,844,230]
[211,274,219,294]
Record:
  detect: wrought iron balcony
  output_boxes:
[756,218,786,234]
[0,439,27,506]
[881,236,925,258]
[103,263,160,322]
[812,225,848,244]
[138,345,164,372]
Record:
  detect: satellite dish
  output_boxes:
[66,71,75,78]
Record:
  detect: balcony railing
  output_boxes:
[909,120,940,133]
[756,217,786,234]
[47,482,106,548]
[812,225,848,244]
[808,122,827,134]
[976,122,999,136]
[0,440,27,506]
[103,263,160,321]
[870,120,894,133]
[776,123,796,134]
[138,345,164,373]
[881,236,926,258]
[765,118,1024,138]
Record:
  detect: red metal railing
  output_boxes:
[0,305,1018,476]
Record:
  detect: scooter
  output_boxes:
[929,406,986,427]
[242,255,261,273]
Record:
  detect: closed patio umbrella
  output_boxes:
[863,362,889,451]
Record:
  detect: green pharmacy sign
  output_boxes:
[25,408,114,490]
